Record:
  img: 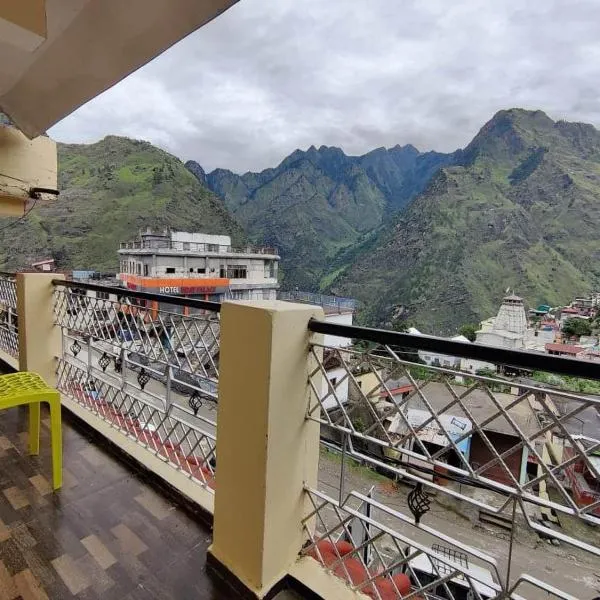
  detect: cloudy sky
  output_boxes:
[49,0,600,173]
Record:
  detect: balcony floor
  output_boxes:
[0,405,237,599]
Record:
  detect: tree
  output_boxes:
[459,323,478,342]
[562,318,592,337]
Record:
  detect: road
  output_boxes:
[317,452,600,599]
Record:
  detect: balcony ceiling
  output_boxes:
[0,0,238,138]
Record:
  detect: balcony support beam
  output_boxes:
[209,300,323,597]
[17,272,63,385]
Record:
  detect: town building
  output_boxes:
[31,258,56,272]
[544,343,585,358]
[279,291,355,348]
[383,383,536,486]
[563,436,600,517]
[279,291,356,410]
[558,306,583,327]
[475,293,527,350]
[418,333,472,368]
[118,229,280,307]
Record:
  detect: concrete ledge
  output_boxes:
[0,347,18,371]
[288,557,370,600]
[61,394,214,515]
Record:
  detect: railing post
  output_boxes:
[16,272,64,385]
[208,300,323,597]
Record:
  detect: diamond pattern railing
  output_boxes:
[56,355,216,491]
[302,488,576,600]
[306,330,600,597]
[308,343,600,529]
[53,282,219,493]
[53,284,220,385]
[0,274,18,359]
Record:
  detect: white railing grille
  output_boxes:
[54,282,219,493]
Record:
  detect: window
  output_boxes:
[219,265,226,278]
[207,244,219,252]
[144,264,149,276]
[189,267,194,273]
[97,291,109,300]
[265,260,276,278]
[136,263,141,275]
[227,265,247,279]
[166,267,175,274]
[183,242,190,251]
[197,268,206,274]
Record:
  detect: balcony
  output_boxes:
[0,403,233,599]
[0,272,598,599]
[119,240,279,258]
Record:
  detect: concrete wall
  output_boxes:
[321,365,349,411]
[121,254,277,286]
[171,231,230,246]
[323,311,353,348]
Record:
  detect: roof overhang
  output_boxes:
[0,0,239,137]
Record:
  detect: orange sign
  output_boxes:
[121,274,229,294]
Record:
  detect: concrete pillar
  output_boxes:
[16,272,64,385]
[209,300,323,597]
[0,125,57,216]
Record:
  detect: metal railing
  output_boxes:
[302,489,572,600]
[119,240,278,256]
[279,291,357,311]
[0,272,18,360]
[53,280,219,493]
[305,319,599,599]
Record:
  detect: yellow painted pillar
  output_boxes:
[16,272,64,385]
[209,300,323,597]
[0,124,57,216]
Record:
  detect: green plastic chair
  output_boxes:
[0,372,62,489]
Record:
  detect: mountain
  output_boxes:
[189,145,454,289]
[0,136,244,271]
[331,109,600,334]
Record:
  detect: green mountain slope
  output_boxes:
[187,145,454,290]
[0,136,244,271]
[332,109,600,334]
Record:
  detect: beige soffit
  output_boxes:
[0,0,238,137]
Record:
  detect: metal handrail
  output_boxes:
[307,318,600,381]
[52,279,222,313]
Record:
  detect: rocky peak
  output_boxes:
[185,160,207,185]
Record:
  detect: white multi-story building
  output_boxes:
[118,229,279,307]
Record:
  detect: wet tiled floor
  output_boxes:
[0,405,235,599]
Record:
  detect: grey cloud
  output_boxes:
[49,0,600,173]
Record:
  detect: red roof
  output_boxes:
[545,343,584,355]
[561,308,580,314]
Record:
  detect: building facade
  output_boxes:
[475,293,528,350]
[118,230,279,307]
